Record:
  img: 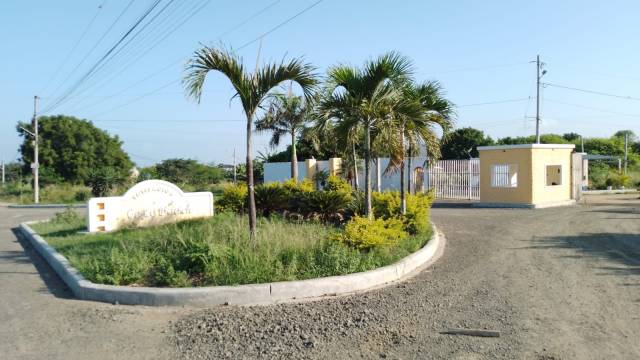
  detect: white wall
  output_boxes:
[265,157,429,192]
[263,162,307,183]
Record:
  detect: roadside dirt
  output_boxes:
[1,194,638,359]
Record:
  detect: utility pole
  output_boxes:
[1,160,5,187]
[32,95,39,204]
[580,135,584,153]
[534,55,546,144]
[624,132,628,174]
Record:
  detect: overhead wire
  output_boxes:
[39,1,108,95]
[84,0,325,118]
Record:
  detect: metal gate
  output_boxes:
[426,159,480,200]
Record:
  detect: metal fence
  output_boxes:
[426,159,480,200]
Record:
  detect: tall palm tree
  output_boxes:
[255,92,311,181]
[318,52,413,218]
[184,46,316,240]
[386,81,454,214]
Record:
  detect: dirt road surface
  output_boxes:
[1,194,638,359]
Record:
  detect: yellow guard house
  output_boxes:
[477,144,576,208]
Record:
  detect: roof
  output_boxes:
[477,144,576,151]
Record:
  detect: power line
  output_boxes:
[39,1,108,95]
[83,0,324,118]
[62,0,211,113]
[422,61,529,76]
[44,0,136,101]
[236,0,324,50]
[43,0,166,113]
[545,98,640,118]
[544,82,640,101]
[458,97,531,107]
[63,0,284,116]
[93,119,244,123]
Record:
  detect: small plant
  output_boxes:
[74,189,91,202]
[216,184,248,213]
[334,216,408,250]
[86,167,124,197]
[52,207,81,224]
[302,190,352,223]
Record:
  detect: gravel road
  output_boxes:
[1,194,639,359]
[172,195,640,359]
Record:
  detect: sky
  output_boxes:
[1,0,640,167]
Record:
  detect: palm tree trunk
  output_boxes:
[400,126,406,215]
[407,143,413,194]
[291,130,298,181]
[364,122,372,219]
[246,114,257,242]
[352,144,359,190]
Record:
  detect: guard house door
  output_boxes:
[426,159,480,200]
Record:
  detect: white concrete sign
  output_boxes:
[87,180,214,232]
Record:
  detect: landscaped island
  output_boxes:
[31,177,434,288]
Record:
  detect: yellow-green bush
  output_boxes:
[334,216,407,250]
[216,184,247,213]
[324,175,352,193]
[283,178,314,193]
[372,191,433,235]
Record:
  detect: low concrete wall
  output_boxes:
[19,221,445,306]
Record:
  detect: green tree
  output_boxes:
[2,162,24,183]
[255,93,312,181]
[16,115,132,184]
[183,46,317,239]
[153,158,223,188]
[318,52,413,217]
[441,127,493,159]
[562,132,581,142]
[613,129,637,142]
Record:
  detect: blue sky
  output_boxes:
[1,0,639,166]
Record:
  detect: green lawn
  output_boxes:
[32,211,431,287]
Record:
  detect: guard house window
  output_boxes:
[491,164,518,188]
[546,165,562,186]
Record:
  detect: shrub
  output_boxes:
[301,190,352,223]
[74,189,91,202]
[605,173,631,189]
[148,257,191,287]
[334,216,408,250]
[324,175,352,193]
[372,191,433,235]
[283,178,314,193]
[52,207,81,224]
[86,167,125,197]
[255,182,290,216]
[216,184,247,213]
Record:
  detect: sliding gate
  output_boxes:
[426,159,480,200]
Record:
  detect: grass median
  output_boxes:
[31,211,431,288]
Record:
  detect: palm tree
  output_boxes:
[318,52,413,218]
[184,46,316,240]
[387,81,454,214]
[255,92,311,181]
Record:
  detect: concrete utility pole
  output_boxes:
[32,96,39,204]
[534,55,547,144]
[580,135,584,153]
[624,132,628,174]
[1,160,5,187]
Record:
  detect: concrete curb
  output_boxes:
[582,189,638,195]
[9,204,87,209]
[18,221,445,307]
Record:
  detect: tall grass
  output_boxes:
[32,212,431,287]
